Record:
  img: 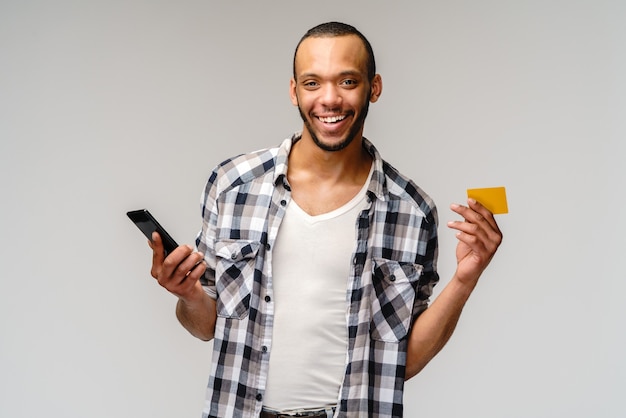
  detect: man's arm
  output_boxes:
[405,199,502,380]
[149,232,217,341]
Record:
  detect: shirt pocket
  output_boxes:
[370,257,423,343]
[214,239,261,319]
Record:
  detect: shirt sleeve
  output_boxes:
[412,205,440,321]
[195,169,220,300]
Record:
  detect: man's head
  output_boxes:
[290,22,382,152]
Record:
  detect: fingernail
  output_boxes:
[468,198,476,204]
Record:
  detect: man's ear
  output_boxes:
[289,78,298,106]
[370,74,383,103]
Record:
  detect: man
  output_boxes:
[149,22,502,418]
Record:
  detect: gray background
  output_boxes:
[1,1,624,417]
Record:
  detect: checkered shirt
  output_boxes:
[196,133,439,418]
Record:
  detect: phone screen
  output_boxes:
[127,209,179,256]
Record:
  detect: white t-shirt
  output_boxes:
[263,177,371,411]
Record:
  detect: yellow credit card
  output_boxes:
[467,187,508,214]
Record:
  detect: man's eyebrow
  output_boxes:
[338,70,364,78]
[297,70,364,80]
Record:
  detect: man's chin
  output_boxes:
[311,132,355,152]
[301,113,362,152]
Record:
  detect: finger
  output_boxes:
[158,246,204,289]
[450,202,485,224]
[466,198,500,233]
[465,200,503,248]
[449,202,502,247]
[150,232,165,279]
[180,261,207,288]
[160,245,193,276]
[448,226,502,265]
[450,202,501,239]
[165,258,206,296]
[172,251,206,283]
[447,218,481,237]
[449,212,501,244]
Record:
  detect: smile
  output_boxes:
[317,115,347,123]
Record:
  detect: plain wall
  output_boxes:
[1,1,624,417]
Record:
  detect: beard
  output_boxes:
[297,94,371,152]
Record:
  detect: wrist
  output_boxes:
[178,286,209,308]
[450,272,479,299]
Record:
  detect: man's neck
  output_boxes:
[288,132,371,185]
[285,131,373,216]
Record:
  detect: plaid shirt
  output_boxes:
[196,133,439,418]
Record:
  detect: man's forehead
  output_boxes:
[294,35,368,74]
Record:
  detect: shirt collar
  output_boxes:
[273,132,387,201]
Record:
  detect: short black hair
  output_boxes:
[293,22,376,82]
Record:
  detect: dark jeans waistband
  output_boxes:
[260,406,336,418]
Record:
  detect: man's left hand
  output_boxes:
[447,198,503,285]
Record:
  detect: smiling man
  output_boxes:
[291,31,381,154]
[147,22,502,418]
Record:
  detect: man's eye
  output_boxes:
[342,79,357,86]
[303,81,318,88]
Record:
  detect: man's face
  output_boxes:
[290,35,381,152]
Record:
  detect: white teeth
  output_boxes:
[319,115,346,123]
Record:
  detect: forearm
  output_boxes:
[176,292,217,341]
[404,198,502,379]
[405,275,477,380]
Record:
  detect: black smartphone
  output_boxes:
[127,209,179,257]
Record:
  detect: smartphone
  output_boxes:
[127,209,179,257]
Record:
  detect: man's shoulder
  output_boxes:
[380,159,437,221]
[207,138,291,193]
[362,137,437,221]
[219,146,279,173]
[211,147,278,185]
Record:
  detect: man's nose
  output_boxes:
[320,84,342,108]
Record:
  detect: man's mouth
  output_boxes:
[317,115,347,124]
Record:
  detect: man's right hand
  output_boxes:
[148,232,207,304]
[148,232,216,341]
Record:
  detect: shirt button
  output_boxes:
[265,295,271,302]
[256,393,263,401]
[262,346,268,353]
[266,243,271,251]
[231,252,237,260]
[280,199,287,206]
[389,274,396,282]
